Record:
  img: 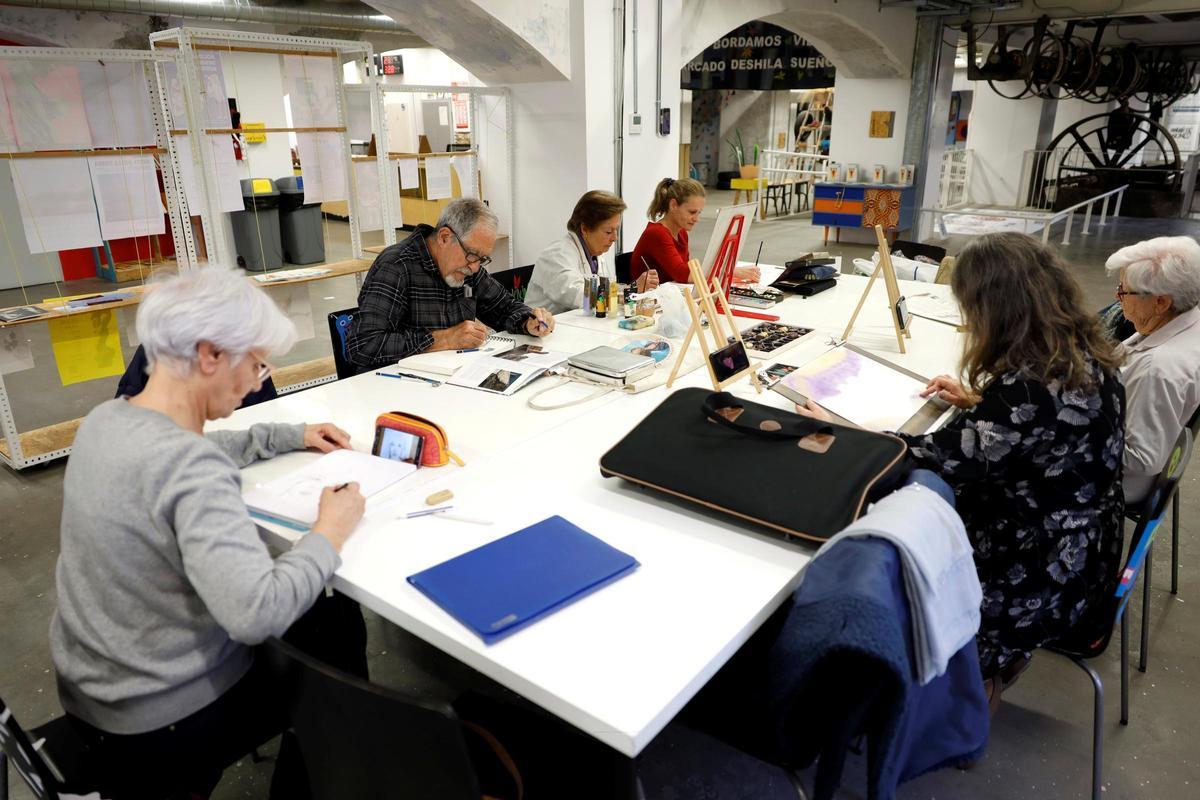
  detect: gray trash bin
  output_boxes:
[276,175,326,265]
[231,178,283,271]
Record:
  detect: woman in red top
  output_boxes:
[631,177,760,285]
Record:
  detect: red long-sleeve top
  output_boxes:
[631,222,691,284]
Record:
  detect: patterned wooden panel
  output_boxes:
[862,189,902,228]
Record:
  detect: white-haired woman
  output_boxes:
[49,268,366,798]
[1106,236,1200,504]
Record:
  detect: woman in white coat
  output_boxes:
[525,190,659,313]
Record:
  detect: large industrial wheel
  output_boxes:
[1047,112,1181,190]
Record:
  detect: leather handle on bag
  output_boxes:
[701,391,833,440]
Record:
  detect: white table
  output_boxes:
[209,270,964,757]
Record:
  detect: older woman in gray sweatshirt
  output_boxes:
[48,267,365,798]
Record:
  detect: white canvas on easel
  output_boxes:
[841,225,912,353]
[697,201,758,282]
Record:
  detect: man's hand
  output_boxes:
[431,319,489,351]
[304,423,350,452]
[635,269,660,293]
[525,308,555,337]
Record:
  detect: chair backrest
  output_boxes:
[614,251,632,284]
[1059,426,1194,658]
[262,638,482,800]
[489,265,534,303]
[116,344,279,404]
[0,698,62,800]
[327,307,357,381]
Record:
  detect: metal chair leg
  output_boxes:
[1120,611,1130,725]
[1141,542,1152,673]
[1172,490,1180,595]
[1070,657,1104,800]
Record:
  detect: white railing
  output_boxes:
[938,148,973,208]
[760,148,830,214]
[921,183,1128,246]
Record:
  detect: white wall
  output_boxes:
[220,52,294,182]
[380,48,478,86]
[828,77,910,181]
[964,81,1043,206]
[619,0,683,249]
[474,0,572,79]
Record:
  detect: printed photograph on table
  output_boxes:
[478,369,522,393]
[496,344,547,362]
[739,322,813,354]
[621,337,672,363]
[757,363,797,388]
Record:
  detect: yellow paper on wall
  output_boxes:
[46,310,125,386]
[243,122,267,144]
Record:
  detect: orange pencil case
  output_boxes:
[375,412,465,468]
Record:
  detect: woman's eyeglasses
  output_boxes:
[255,360,274,382]
[1115,284,1147,299]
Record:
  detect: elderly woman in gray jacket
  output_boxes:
[50,267,365,799]
[1107,236,1200,504]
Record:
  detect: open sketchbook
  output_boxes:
[243,449,415,531]
[446,344,569,395]
[395,334,516,376]
[771,345,945,433]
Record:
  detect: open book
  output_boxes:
[395,334,516,377]
[446,344,569,395]
[243,449,415,531]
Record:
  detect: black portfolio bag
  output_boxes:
[599,389,910,543]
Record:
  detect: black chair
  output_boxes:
[614,251,632,284]
[262,637,487,799]
[1046,425,1193,800]
[489,265,535,304]
[764,182,792,217]
[327,307,357,381]
[0,696,95,800]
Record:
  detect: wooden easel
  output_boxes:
[666,259,764,393]
[841,225,912,353]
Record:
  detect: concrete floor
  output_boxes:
[3,205,1200,799]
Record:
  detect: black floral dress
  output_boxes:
[896,364,1126,676]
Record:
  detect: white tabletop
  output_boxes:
[210,268,964,757]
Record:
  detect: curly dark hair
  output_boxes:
[952,232,1122,393]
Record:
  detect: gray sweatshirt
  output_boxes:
[49,399,340,734]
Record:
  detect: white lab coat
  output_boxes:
[525,232,616,314]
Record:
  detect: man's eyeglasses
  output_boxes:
[446,226,492,269]
[1115,284,1147,299]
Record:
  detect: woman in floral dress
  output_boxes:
[800,232,1126,694]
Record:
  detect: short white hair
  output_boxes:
[1105,236,1200,312]
[137,267,296,375]
[435,198,498,237]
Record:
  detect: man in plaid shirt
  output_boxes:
[346,199,555,371]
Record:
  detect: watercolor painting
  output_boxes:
[778,346,928,431]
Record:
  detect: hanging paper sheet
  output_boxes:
[0,60,93,150]
[449,154,477,199]
[79,61,156,148]
[352,159,382,231]
[46,309,125,386]
[425,157,453,200]
[282,54,340,128]
[10,158,103,254]
[272,284,315,341]
[398,157,419,190]
[0,64,17,152]
[197,51,230,128]
[88,155,166,240]
[295,131,347,204]
[0,327,35,375]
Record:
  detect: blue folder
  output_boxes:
[407,516,639,644]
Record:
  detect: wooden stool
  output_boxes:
[730,177,769,218]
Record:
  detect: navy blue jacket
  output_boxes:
[116,345,278,406]
[765,536,989,800]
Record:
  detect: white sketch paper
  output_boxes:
[79,61,156,148]
[10,157,103,253]
[295,131,346,204]
[88,155,166,240]
[273,284,315,341]
[204,134,245,213]
[398,157,419,190]
[345,89,373,141]
[0,328,35,375]
[197,51,230,129]
[449,154,476,199]
[0,60,93,150]
[425,157,453,200]
[352,159,382,231]
[160,61,187,126]
[0,67,17,152]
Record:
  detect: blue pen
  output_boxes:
[456,348,480,353]
[375,371,442,387]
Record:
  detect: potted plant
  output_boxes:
[727,131,760,179]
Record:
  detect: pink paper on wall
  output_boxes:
[0,60,93,151]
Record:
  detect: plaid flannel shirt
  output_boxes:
[346,225,534,370]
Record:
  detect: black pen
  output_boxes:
[333,482,349,492]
